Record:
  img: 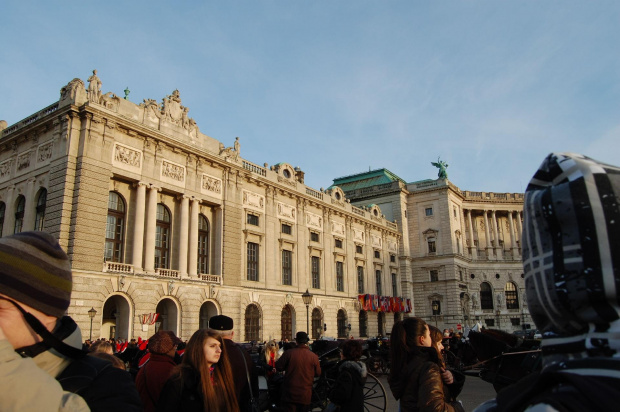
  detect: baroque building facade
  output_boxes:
[0,71,403,342]
[332,168,532,333]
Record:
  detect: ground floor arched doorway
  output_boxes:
[199,301,219,330]
[311,308,323,340]
[156,298,179,335]
[102,294,131,340]
[281,304,294,341]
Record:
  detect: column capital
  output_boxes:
[132,181,149,189]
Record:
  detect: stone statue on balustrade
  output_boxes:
[87,69,102,104]
[219,137,241,162]
[431,157,449,179]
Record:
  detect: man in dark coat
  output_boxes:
[275,331,321,412]
[209,314,259,412]
[136,330,181,412]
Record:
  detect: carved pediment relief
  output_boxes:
[37,141,54,164]
[112,143,142,173]
[243,190,265,211]
[17,151,32,172]
[387,240,398,253]
[0,159,12,180]
[352,228,365,242]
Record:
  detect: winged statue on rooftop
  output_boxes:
[431,157,449,179]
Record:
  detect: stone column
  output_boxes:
[188,197,200,277]
[2,186,16,237]
[492,210,502,259]
[508,211,518,259]
[466,209,477,259]
[132,182,147,271]
[143,185,159,272]
[483,210,491,258]
[516,211,523,251]
[214,206,224,276]
[178,195,190,277]
[23,178,37,230]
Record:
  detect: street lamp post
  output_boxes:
[302,289,313,334]
[88,307,97,341]
[432,302,439,328]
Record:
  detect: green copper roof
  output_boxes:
[330,168,406,191]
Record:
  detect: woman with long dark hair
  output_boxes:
[388,318,464,412]
[428,325,465,403]
[157,329,239,412]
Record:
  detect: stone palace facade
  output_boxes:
[333,169,532,332]
[0,71,405,342]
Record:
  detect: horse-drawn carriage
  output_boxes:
[256,339,388,412]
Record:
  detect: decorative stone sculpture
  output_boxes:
[431,157,449,179]
[87,70,102,104]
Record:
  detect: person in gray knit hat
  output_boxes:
[474,153,620,412]
[0,231,141,412]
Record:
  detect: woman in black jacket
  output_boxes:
[388,318,464,412]
[328,340,367,412]
[156,329,239,412]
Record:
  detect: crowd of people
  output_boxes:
[1,152,618,412]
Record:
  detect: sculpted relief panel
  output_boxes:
[388,240,398,253]
[160,159,186,187]
[201,174,223,199]
[306,211,323,231]
[371,233,382,249]
[37,142,53,164]
[17,152,32,172]
[277,202,296,222]
[0,160,12,181]
[353,228,365,242]
[112,143,142,174]
[332,221,345,236]
[243,190,265,211]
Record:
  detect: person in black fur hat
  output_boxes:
[474,153,620,412]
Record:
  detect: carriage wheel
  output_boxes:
[363,373,388,412]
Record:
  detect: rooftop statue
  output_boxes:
[87,69,102,104]
[431,157,449,179]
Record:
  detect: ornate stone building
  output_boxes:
[0,71,403,342]
[332,168,532,333]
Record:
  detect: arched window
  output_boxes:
[197,215,209,274]
[14,196,25,234]
[155,204,171,269]
[359,311,368,338]
[337,309,348,338]
[34,189,47,231]
[0,202,5,236]
[480,282,494,310]
[311,308,322,340]
[245,304,260,341]
[105,192,125,262]
[505,282,519,309]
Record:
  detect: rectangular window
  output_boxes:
[392,273,398,296]
[335,239,343,248]
[425,207,433,216]
[428,239,436,254]
[390,254,396,263]
[336,261,344,292]
[375,270,382,295]
[430,270,439,282]
[282,223,292,234]
[310,232,319,242]
[247,214,259,226]
[374,250,380,259]
[459,270,463,281]
[511,318,521,326]
[311,256,320,289]
[485,319,495,327]
[282,250,292,285]
[247,242,258,281]
[357,266,364,294]
[356,245,363,254]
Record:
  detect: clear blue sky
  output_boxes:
[1,1,618,194]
